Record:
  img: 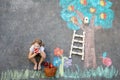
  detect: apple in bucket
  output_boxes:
[43,61,49,67]
[49,63,54,68]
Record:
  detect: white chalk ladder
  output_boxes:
[69,30,85,60]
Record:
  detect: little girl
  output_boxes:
[28,39,46,70]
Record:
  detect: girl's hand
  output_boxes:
[34,52,38,54]
[34,50,41,54]
[33,52,38,56]
[38,50,41,54]
[34,48,39,54]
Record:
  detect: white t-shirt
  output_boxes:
[29,45,45,53]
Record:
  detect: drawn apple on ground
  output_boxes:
[102,57,112,67]
[101,52,112,67]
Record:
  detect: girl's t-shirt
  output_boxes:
[29,45,45,53]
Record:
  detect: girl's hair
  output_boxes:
[31,39,44,46]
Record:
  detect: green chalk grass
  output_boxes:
[0,65,118,80]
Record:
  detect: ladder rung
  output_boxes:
[74,34,84,37]
[72,46,83,49]
[71,51,83,55]
[73,40,84,43]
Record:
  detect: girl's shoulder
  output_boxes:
[40,46,45,52]
[29,45,35,52]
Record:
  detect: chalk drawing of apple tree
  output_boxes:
[59,0,114,68]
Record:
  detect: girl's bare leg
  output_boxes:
[38,52,46,70]
[28,53,37,70]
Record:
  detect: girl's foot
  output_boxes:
[38,64,41,70]
[34,63,37,70]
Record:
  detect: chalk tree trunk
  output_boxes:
[77,23,97,68]
[84,26,96,68]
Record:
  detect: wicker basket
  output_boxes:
[44,67,57,77]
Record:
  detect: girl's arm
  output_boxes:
[39,46,46,59]
[28,45,38,59]
[28,52,37,59]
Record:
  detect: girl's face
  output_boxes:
[34,43,40,48]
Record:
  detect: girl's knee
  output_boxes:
[40,52,46,59]
[41,55,46,59]
[42,55,46,59]
[28,56,34,60]
[28,56,31,60]
[44,55,46,59]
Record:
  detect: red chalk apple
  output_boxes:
[100,13,107,19]
[100,0,106,6]
[68,5,74,11]
[80,0,87,5]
